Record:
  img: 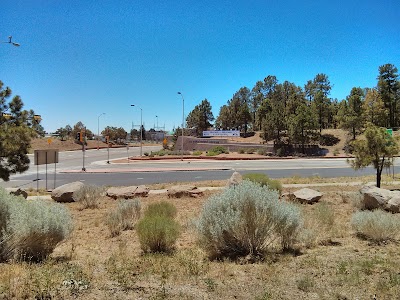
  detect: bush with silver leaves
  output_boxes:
[0,188,73,261]
[196,180,302,259]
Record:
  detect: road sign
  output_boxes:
[47,138,52,145]
[387,128,393,136]
[34,149,59,165]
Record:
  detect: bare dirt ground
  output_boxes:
[2,184,400,299]
[30,138,109,152]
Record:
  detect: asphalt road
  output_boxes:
[0,146,397,189]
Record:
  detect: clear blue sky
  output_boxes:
[1,0,399,134]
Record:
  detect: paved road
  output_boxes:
[1,144,397,188]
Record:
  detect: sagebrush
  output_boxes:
[196,181,302,259]
[74,185,105,209]
[106,199,141,237]
[0,188,73,261]
[351,209,400,243]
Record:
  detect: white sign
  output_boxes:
[203,130,240,137]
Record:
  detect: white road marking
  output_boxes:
[137,178,144,180]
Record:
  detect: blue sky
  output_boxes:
[1,0,399,133]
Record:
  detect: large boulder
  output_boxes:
[360,186,400,213]
[106,185,149,199]
[293,188,322,204]
[51,181,84,202]
[5,187,28,199]
[167,185,203,198]
[228,171,242,187]
[362,187,393,210]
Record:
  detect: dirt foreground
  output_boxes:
[1,183,400,299]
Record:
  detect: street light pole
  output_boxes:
[97,113,105,150]
[177,92,184,160]
[131,104,143,157]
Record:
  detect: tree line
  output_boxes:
[186,63,400,150]
[55,123,154,143]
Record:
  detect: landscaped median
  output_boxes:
[6,173,400,299]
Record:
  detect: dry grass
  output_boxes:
[2,186,400,299]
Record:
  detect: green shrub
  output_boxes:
[257,148,268,156]
[150,149,170,156]
[242,173,282,194]
[144,201,177,219]
[167,150,191,156]
[238,148,245,154]
[136,215,180,253]
[192,150,203,156]
[74,185,104,209]
[209,146,228,155]
[106,199,141,237]
[0,188,73,262]
[206,151,218,156]
[196,181,302,259]
[351,210,400,243]
[333,148,340,156]
[246,148,256,154]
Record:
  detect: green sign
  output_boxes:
[387,128,393,136]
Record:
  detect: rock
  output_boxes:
[106,185,149,199]
[5,188,28,199]
[51,181,84,202]
[167,185,204,198]
[228,171,242,187]
[281,192,295,201]
[293,188,322,204]
[386,195,400,213]
[360,183,375,194]
[361,187,392,210]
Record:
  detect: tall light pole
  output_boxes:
[1,36,20,47]
[155,115,158,130]
[97,113,105,150]
[177,92,184,160]
[131,104,143,157]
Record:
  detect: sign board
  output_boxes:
[34,149,59,165]
[203,130,240,137]
[387,128,393,136]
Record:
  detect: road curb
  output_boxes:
[60,167,231,174]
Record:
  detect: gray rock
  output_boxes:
[361,187,392,210]
[51,181,84,202]
[5,187,28,199]
[106,185,149,199]
[228,171,242,187]
[293,188,322,204]
[167,185,203,198]
[386,195,400,213]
